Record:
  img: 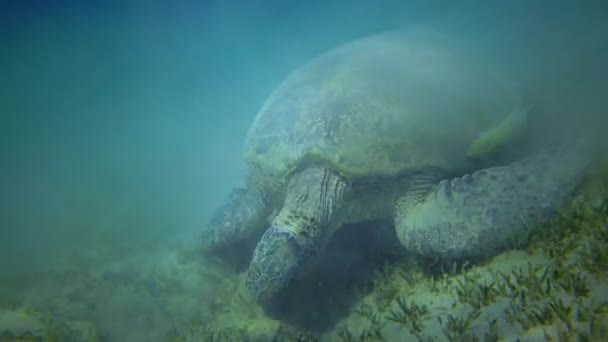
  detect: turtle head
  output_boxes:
[201,188,269,253]
[245,224,316,302]
[245,167,348,303]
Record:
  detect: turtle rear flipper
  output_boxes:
[395,142,592,259]
[467,105,529,160]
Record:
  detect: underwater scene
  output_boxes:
[1,1,608,341]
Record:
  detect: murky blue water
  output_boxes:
[1,1,607,340]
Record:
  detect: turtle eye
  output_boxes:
[228,188,247,202]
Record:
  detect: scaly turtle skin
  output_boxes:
[201,28,592,303]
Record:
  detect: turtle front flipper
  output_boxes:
[395,142,592,260]
[201,188,271,253]
[246,167,348,302]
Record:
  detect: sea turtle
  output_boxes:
[201,28,592,303]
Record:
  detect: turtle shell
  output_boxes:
[244,29,522,189]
